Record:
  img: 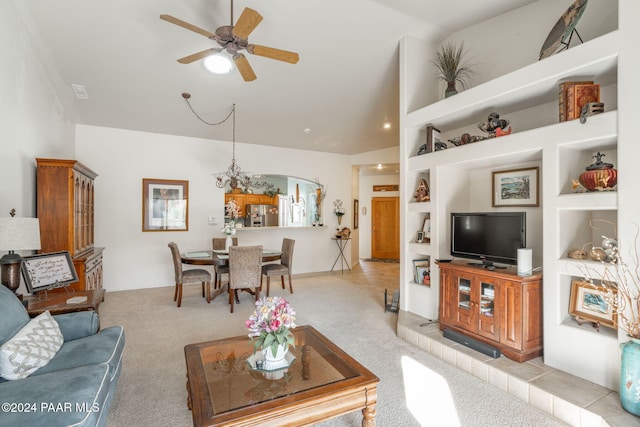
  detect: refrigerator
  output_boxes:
[245,204,279,227]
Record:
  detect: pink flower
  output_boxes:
[269,319,281,331]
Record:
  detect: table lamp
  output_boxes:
[0,217,41,295]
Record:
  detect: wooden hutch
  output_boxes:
[36,158,104,291]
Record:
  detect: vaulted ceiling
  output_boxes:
[19,0,537,155]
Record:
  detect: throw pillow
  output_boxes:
[0,310,63,380]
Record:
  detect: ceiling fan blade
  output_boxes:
[177,48,222,64]
[234,54,257,82]
[247,45,299,64]
[232,8,263,40]
[160,15,216,39]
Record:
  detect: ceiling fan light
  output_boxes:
[203,54,233,74]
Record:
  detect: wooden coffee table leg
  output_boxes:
[362,404,376,426]
[186,374,192,411]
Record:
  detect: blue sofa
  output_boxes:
[0,285,125,427]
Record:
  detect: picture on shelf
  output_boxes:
[416,231,425,243]
[412,258,430,286]
[569,279,617,330]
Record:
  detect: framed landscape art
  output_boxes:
[569,279,617,330]
[492,167,539,207]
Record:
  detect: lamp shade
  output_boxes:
[0,217,42,252]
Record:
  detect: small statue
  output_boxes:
[414,179,430,202]
[448,133,487,146]
[478,112,511,137]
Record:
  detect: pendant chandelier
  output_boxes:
[181,93,254,189]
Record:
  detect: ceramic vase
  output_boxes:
[225,235,233,251]
[261,343,289,371]
[445,81,458,98]
[337,215,342,225]
[620,339,640,415]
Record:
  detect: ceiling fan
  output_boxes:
[160,1,299,81]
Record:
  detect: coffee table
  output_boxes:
[184,325,379,426]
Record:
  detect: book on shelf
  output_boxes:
[558,80,593,122]
[566,83,600,121]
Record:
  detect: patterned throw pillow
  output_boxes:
[0,311,63,380]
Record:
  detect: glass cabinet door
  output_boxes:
[480,282,495,317]
[457,278,471,310]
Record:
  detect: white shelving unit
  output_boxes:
[398,1,640,390]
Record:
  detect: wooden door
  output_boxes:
[371,197,399,259]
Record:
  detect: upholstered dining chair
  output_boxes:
[212,237,238,289]
[261,238,295,297]
[228,245,262,313]
[168,242,212,307]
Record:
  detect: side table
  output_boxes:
[24,289,106,318]
[331,237,351,274]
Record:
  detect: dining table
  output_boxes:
[181,249,282,302]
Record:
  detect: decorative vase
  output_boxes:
[620,339,640,416]
[225,235,233,251]
[261,343,289,370]
[445,81,458,98]
[337,215,342,225]
[578,151,617,191]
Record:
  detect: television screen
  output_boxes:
[451,212,526,267]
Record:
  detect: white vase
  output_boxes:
[225,235,233,251]
[261,343,289,370]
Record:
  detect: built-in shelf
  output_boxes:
[404,31,619,131]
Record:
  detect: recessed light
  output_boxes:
[303,128,311,134]
[377,164,383,169]
[203,54,233,74]
[383,122,391,129]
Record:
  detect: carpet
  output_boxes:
[99,262,566,426]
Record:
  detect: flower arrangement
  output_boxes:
[578,222,640,338]
[333,199,345,217]
[225,199,241,220]
[246,296,296,357]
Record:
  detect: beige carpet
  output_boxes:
[100,262,566,426]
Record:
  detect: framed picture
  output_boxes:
[422,217,431,242]
[142,178,189,231]
[492,167,539,207]
[354,199,359,229]
[426,125,441,154]
[416,231,425,243]
[569,279,617,329]
[21,251,79,293]
[412,258,430,284]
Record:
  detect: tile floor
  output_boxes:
[397,310,640,427]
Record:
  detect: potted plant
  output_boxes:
[246,296,297,362]
[578,223,640,415]
[333,199,345,225]
[431,41,477,98]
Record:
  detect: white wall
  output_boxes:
[1,1,77,294]
[76,125,353,291]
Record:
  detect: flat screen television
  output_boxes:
[450,212,526,268]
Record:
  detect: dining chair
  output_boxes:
[261,238,295,297]
[212,237,238,289]
[168,242,212,307]
[228,245,262,313]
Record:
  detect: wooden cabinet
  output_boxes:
[225,193,276,218]
[438,261,542,362]
[36,158,104,291]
